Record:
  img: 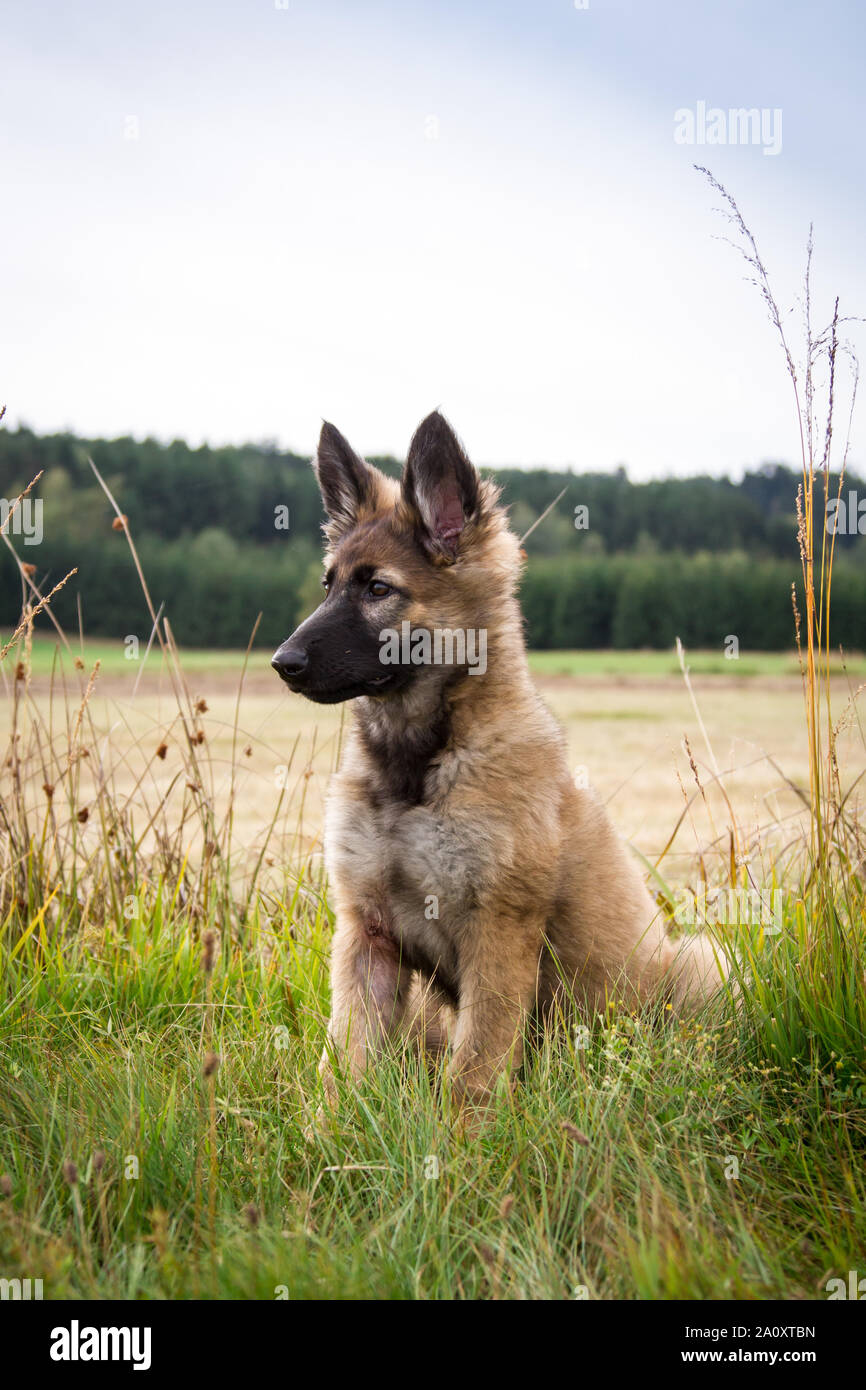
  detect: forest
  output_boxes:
[1,424,864,650]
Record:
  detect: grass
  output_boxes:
[1,175,865,1301]
[1,895,864,1300]
[11,637,866,682]
[0,637,262,679]
[529,649,866,679]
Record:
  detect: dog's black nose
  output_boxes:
[271,646,309,679]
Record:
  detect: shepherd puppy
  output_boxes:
[272,411,727,1109]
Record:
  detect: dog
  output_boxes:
[272,410,728,1110]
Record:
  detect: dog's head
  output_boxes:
[271,411,516,704]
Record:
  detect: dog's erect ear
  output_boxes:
[314,422,378,540]
[402,411,480,561]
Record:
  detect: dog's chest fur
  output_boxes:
[324,733,496,1001]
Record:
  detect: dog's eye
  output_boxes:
[321,578,330,593]
[367,580,392,599]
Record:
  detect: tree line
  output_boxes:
[1,425,864,651]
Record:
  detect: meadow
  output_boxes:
[0,633,864,1300]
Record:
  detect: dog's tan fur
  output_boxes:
[296,413,727,1109]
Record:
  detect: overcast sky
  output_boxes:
[2,0,864,477]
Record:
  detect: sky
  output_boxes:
[2,0,865,478]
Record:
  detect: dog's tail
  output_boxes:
[664,932,735,1013]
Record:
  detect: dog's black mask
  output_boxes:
[271,590,415,704]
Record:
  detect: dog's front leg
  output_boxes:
[449,920,541,1112]
[319,910,410,1107]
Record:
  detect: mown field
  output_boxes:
[7,638,865,872]
[0,637,864,1300]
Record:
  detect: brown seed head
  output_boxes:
[561,1121,590,1146]
[203,1050,220,1078]
[202,929,217,974]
